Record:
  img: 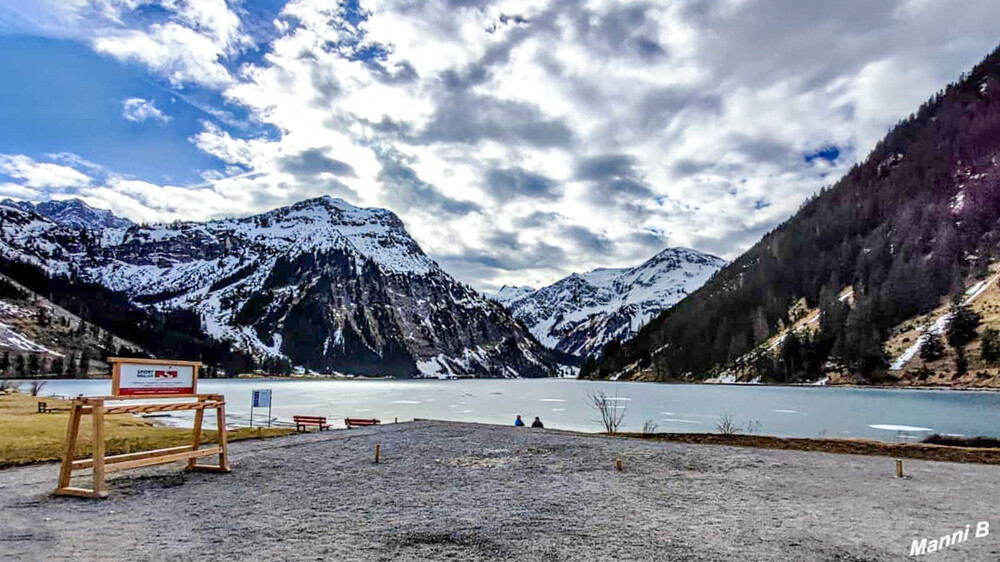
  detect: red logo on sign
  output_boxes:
[154,370,179,379]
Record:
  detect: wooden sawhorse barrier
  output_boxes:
[53,394,230,499]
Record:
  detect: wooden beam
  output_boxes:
[56,404,82,490]
[216,400,230,472]
[102,447,221,473]
[104,402,219,415]
[53,486,109,499]
[81,394,206,402]
[91,400,106,497]
[111,361,120,396]
[187,396,206,470]
[72,445,194,470]
[187,464,231,473]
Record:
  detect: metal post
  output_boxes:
[268,398,272,428]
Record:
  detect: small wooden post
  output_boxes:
[91,400,107,498]
[615,458,623,471]
[895,459,904,478]
[375,443,381,464]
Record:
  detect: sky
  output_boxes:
[0,1,998,292]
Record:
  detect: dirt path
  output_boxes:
[1,421,998,561]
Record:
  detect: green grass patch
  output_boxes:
[0,392,295,467]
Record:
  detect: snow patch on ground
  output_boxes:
[889,273,1000,370]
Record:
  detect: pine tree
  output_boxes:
[27,353,40,375]
[51,356,64,376]
[947,303,983,348]
[919,332,946,362]
[981,328,1000,363]
[101,330,114,353]
[78,351,90,378]
[0,351,9,375]
[947,304,982,376]
[15,355,26,377]
[66,353,78,377]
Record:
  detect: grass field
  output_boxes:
[0,392,295,467]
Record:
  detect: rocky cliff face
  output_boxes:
[0,196,553,378]
[492,247,725,357]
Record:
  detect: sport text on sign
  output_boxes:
[116,361,197,396]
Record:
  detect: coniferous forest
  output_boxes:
[589,45,1000,382]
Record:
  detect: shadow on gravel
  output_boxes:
[113,472,190,495]
[384,531,507,559]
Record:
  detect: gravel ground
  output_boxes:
[1,420,998,561]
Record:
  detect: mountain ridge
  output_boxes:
[492,247,725,357]
[0,195,555,378]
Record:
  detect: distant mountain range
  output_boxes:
[491,248,725,358]
[0,196,554,378]
[1,198,134,230]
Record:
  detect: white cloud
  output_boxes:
[0,154,92,189]
[121,97,171,123]
[95,23,235,88]
[0,183,41,200]
[10,1,249,88]
[6,0,1000,290]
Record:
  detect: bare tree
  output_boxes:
[0,379,16,393]
[26,380,47,397]
[587,388,628,433]
[716,413,741,435]
[641,420,659,436]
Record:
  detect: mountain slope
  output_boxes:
[0,197,554,378]
[591,43,1000,384]
[0,273,147,376]
[493,248,724,357]
[1,198,134,230]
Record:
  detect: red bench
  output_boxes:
[345,418,380,429]
[293,415,330,432]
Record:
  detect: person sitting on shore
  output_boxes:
[514,415,525,427]
[531,417,544,429]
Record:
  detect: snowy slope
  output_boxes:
[1,198,134,230]
[493,248,725,357]
[0,197,553,378]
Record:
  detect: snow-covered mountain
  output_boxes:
[1,198,134,230]
[0,197,553,378]
[492,248,726,357]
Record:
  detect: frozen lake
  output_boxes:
[35,378,1000,441]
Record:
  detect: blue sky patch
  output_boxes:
[804,146,840,164]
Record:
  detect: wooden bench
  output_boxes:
[345,418,380,429]
[293,415,330,432]
[38,401,69,414]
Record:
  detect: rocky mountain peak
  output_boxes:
[495,247,726,357]
[29,198,133,230]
